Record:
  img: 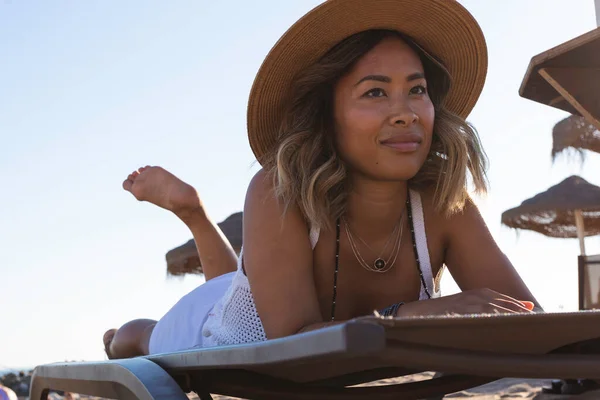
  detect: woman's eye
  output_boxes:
[363,88,386,98]
[410,85,427,95]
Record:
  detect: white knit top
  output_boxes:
[201,189,440,347]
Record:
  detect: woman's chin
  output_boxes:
[374,162,424,182]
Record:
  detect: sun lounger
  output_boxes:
[30,311,600,400]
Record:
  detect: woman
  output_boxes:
[104,0,539,359]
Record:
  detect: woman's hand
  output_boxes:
[397,288,536,317]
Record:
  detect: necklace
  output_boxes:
[342,211,404,273]
[342,213,402,272]
[330,190,431,321]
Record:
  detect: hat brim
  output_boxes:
[247,0,488,163]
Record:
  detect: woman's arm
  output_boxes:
[242,169,324,339]
[443,197,542,309]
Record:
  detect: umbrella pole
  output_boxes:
[574,209,586,255]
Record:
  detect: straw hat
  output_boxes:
[247,0,488,163]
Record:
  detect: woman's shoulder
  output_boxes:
[245,168,279,221]
[417,188,481,238]
[245,168,309,234]
[418,186,479,215]
[246,168,271,198]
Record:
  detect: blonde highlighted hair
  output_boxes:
[260,29,488,231]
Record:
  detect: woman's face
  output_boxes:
[333,37,435,181]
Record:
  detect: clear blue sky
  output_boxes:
[1,0,599,369]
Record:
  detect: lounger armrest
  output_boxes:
[29,358,188,400]
[148,319,386,370]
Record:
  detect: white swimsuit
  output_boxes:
[148,189,441,354]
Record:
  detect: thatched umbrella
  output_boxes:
[552,115,600,161]
[165,212,243,276]
[501,176,600,255]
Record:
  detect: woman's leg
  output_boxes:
[103,319,156,359]
[104,166,239,359]
[123,165,238,280]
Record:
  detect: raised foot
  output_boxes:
[122,166,202,217]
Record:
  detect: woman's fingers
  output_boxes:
[491,292,534,313]
[521,301,535,311]
[492,297,531,313]
[489,302,520,314]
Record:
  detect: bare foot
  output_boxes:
[103,329,117,359]
[123,166,202,218]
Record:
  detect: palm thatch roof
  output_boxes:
[501,176,600,238]
[552,115,600,161]
[166,212,243,277]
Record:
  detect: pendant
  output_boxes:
[374,258,386,270]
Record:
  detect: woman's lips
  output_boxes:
[381,141,420,152]
[380,134,422,152]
